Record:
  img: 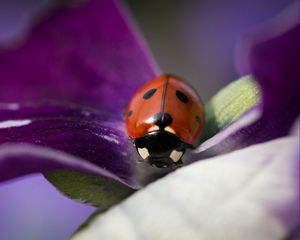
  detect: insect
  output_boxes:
[124,74,205,168]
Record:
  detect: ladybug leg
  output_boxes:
[171,160,183,170]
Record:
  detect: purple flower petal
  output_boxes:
[0,103,139,188]
[189,4,300,160]
[0,0,160,189]
[237,3,300,110]
[0,0,159,117]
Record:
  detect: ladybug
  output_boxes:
[124,74,205,168]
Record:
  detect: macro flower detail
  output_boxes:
[0,0,160,198]
[0,0,299,239]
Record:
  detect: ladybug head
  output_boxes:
[134,131,188,168]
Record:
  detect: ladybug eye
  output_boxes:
[127,110,133,117]
[143,88,157,99]
[176,90,189,103]
[195,115,201,124]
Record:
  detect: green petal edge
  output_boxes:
[200,75,260,143]
[44,170,135,207]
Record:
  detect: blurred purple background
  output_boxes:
[0,0,50,43]
[0,175,95,240]
[0,0,295,239]
[128,0,294,101]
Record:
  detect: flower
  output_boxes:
[0,0,299,239]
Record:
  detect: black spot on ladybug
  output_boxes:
[176,90,189,103]
[153,112,173,129]
[143,88,157,99]
[128,110,133,117]
[195,115,201,124]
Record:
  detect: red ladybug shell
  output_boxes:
[125,74,205,145]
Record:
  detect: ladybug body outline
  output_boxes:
[125,74,205,168]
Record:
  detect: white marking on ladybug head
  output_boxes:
[148,125,159,132]
[137,147,150,159]
[164,126,176,134]
[170,150,183,162]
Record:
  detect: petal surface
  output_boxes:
[0,103,140,202]
[237,2,300,110]
[72,130,299,240]
[0,0,160,195]
[190,4,300,159]
[0,0,159,117]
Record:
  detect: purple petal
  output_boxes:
[189,103,298,161]
[0,0,160,186]
[237,3,300,110]
[189,4,300,160]
[0,103,139,188]
[0,0,159,117]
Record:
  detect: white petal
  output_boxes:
[72,134,299,240]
